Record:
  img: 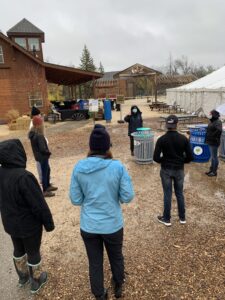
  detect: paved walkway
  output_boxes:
[0,219,31,300]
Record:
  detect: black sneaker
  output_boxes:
[157,216,171,227]
[43,191,55,198]
[46,186,58,192]
[179,218,186,224]
[207,172,217,177]
[111,278,123,298]
[95,289,108,300]
[205,171,212,175]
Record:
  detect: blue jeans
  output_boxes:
[209,145,219,173]
[40,159,50,191]
[160,168,185,221]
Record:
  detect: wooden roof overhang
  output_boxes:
[0,33,102,86]
[44,63,102,85]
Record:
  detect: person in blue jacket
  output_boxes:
[69,127,134,300]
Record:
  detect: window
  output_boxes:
[0,46,4,64]
[15,38,27,49]
[28,38,40,51]
[29,92,43,108]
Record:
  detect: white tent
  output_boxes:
[166,66,225,115]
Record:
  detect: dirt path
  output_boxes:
[1,100,225,299]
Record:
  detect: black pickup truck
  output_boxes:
[51,100,90,121]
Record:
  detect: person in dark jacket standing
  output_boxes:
[0,139,55,294]
[205,109,222,177]
[124,105,143,156]
[70,128,134,299]
[28,116,57,197]
[153,115,193,226]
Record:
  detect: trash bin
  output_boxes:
[78,99,84,110]
[220,129,225,160]
[131,128,154,164]
[189,125,210,163]
[48,113,56,124]
[104,99,112,123]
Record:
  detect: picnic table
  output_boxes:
[159,114,200,130]
[162,104,183,114]
[149,102,168,111]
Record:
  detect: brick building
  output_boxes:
[0,18,101,122]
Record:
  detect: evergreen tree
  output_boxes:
[80,45,96,71]
[98,62,104,74]
[79,45,97,98]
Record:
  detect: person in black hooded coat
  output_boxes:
[0,139,54,294]
[205,109,222,176]
[124,105,143,155]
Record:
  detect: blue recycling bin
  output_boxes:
[189,125,210,163]
[104,99,112,122]
[78,99,84,110]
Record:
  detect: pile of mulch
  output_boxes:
[18,120,225,299]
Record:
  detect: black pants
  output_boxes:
[11,228,43,265]
[40,159,50,191]
[130,136,134,153]
[81,228,124,297]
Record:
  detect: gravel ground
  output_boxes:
[1,99,225,299]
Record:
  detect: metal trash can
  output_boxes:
[48,113,57,124]
[189,125,210,163]
[220,129,225,160]
[131,128,154,164]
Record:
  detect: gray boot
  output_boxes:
[28,263,48,294]
[13,254,29,287]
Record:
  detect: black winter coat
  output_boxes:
[124,106,143,136]
[205,118,222,146]
[0,139,54,238]
[28,131,51,162]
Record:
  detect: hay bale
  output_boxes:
[8,116,30,131]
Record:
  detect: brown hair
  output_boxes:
[87,149,113,159]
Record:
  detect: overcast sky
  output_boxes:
[1,0,225,71]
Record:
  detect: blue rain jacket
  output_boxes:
[70,157,134,234]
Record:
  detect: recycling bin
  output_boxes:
[220,129,225,160]
[131,128,154,164]
[189,125,210,163]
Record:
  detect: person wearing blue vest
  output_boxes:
[69,127,134,299]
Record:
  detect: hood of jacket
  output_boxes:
[0,139,27,168]
[75,157,113,174]
[131,105,142,116]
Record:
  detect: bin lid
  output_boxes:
[187,124,208,129]
[137,127,151,131]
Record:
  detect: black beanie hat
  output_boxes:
[89,128,110,152]
[210,109,220,118]
[31,106,41,116]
